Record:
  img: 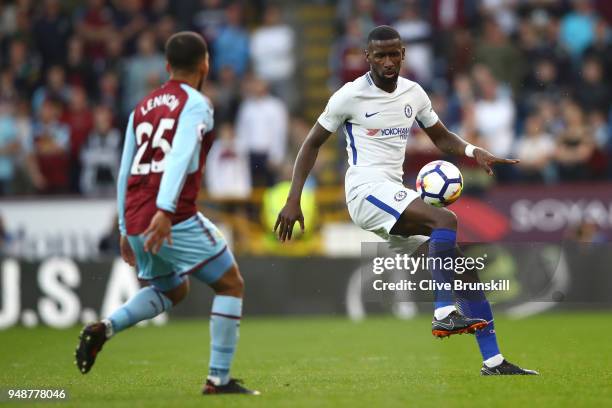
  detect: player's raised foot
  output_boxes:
[481,360,539,376]
[432,311,488,338]
[202,379,260,395]
[75,322,108,374]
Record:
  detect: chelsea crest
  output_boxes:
[404,104,412,118]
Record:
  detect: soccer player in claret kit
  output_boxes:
[276,26,538,376]
[74,32,259,395]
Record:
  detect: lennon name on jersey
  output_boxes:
[140,93,181,116]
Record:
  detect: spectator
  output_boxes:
[554,100,595,180]
[97,32,125,77]
[393,1,433,85]
[250,4,296,106]
[330,17,369,86]
[64,36,96,94]
[555,128,596,181]
[79,105,121,196]
[25,98,71,193]
[31,65,71,116]
[155,15,176,48]
[514,113,556,183]
[32,0,72,70]
[122,30,167,117]
[584,19,612,78]
[192,0,226,46]
[523,58,563,105]
[0,70,17,101]
[96,70,122,118]
[479,0,519,34]
[352,0,380,36]
[474,17,524,92]
[574,57,610,114]
[589,110,610,149]
[7,38,40,97]
[205,123,251,199]
[0,1,18,37]
[212,3,249,78]
[235,76,288,186]
[210,66,241,124]
[74,0,115,63]
[559,0,597,59]
[63,86,94,192]
[12,99,33,193]
[0,100,22,195]
[111,0,148,55]
[473,68,515,159]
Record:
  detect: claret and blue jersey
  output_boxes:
[117,79,214,236]
[116,79,233,284]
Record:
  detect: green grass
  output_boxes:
[1,313,611,407]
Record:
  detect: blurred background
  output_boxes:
[0,0,611,327]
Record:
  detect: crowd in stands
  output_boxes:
[0,0,295,198]
[0,0,611,200]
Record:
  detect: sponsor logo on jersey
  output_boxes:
[404,104,412,118]
[381,127,410,139]
[365,111,380,118]
[394,191,408,201]
[366,127,410,139]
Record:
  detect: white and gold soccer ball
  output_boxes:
[415,160,463,207]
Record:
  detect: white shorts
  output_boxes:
[347,180,429,254]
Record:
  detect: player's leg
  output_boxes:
[103,275,189,336]
[75,236,188,374]
[390,199,487,336]
[454,252,538,375]
[452,247,501,363]
[188,250,259,395]
[391,199,457,318]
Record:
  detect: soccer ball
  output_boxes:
[415,160,463,207]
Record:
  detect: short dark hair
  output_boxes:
[165,31,208,72]
[367,25,401,44]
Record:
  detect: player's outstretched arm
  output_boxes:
[423,121,519,176]
[275,122,332,241]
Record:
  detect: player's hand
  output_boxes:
[473,147,520,176]
[274,198,305,242]
[143,210,173,254]
[120,235,136,266]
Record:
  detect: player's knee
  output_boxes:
[164,279,190,306]
[433,209,457,231]
[224,269,244,297]
[232,272,245,297]
[212,264,244,297]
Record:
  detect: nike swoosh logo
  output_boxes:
[365,112,380,118]
[434,321,454,330]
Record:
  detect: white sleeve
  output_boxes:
[414,85,439,129]
[317,85,349,132]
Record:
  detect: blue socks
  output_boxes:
[429,227,503,364]
[429,228,457,315]
[208,295,242,386]
[456,293,501,362]
[107,286,173,335]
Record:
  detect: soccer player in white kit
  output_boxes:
[276,26,538,375]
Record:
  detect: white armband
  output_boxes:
[465,144,476,158]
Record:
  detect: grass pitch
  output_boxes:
[1,313,610,407]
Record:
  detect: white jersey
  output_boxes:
[317,72,439,201]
